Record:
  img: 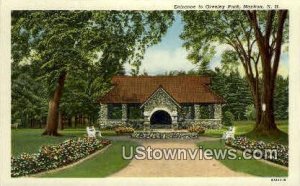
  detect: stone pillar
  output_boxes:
[143,111,150,130]
[99,104,107,127]
[122,104,127,124]
[171,111,178,130]
[214,104,222,119]
[194,104,201,120]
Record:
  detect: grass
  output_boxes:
[11,121,288,177]
[203,120,288,145]
[11,128,118,156]
[198,140,288,177]
[39,140,139,177]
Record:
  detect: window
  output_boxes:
[107,104,122,119]
[128,104,143,119]
[182,104,194,119]
[200,104,214,119]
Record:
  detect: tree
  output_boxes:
[180,11,263,126]
[246,10,288,134]
[12,10,174,135]
[180,10,288,135]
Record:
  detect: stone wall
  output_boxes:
[99,101,223,130]
[189,119,222,129]
[131,131,199,139]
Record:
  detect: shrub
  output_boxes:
[226,136,288,166]
[187,125,205,134]
[245,104,256,120]
[114,126,134,135]
[11,137,111,177]
[223,111,234,126]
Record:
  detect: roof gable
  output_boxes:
[140,86,181,108]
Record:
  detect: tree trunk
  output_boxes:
[254,90,279,135]
[253,90,262,126]
[42,72,66,136]
[246,10,287,136]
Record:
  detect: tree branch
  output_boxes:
[265,11,275,45]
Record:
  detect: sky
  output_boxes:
[124,15,289,77]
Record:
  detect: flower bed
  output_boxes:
[187,125,205,134]
[11,137,111,177]
[114,126,134,135]
[226,136,288,166]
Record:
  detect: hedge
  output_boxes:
[226,136,288,166]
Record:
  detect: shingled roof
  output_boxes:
[99,76,224,104]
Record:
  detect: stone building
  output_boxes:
[99,76,224,130]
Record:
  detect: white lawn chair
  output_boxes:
[86,126,102,138]
[222,126,235,140]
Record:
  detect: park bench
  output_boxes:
[86,126,102,138]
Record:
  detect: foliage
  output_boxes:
[226,136,288,166]
[187,125,205,134]
[11,10,174,134]
[199,104,213,119]
[245,105,256,120]
[274,76,289,120]
[11,62,48,127]
[12,11,174,87]
[11,137,111,177]
[167,68,288,121]
[180,10,289,133]
[211,68,288,121]
[114,126,135,135]
[211,69,253,120]
[107,104,122,119]
[223,111,234,126]
[128,104,143,119]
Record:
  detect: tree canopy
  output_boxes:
[180,10,288,135]
[11,10,174,135]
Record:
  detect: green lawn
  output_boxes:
[11,121,288,177]
[198,140,288,177]
[12,129,137,177]
[203,120,288,145]
[11,129,118,156]
[39,140,139,177]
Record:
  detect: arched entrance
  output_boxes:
[150,110,172,129]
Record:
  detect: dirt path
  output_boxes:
[110,139,250,177]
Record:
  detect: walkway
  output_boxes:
[109,137,250,177]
